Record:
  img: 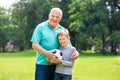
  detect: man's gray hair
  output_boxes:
[49,7,63,18]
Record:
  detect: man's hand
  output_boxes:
[71,51,79,61]
[45,51,55,62]
[52,57,62,64]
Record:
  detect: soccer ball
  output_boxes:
[52,49,62,59]
[47,49,62,63]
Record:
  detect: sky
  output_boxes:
[0,0,19,8]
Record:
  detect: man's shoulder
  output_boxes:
[38,21,47,26]
[57,24,63,28]
[36,21,48,29]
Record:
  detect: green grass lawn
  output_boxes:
[0,50,120,80]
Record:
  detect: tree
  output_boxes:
[12,0,71,49]
[69,0,120,54]
[24,0,51,48]
[59,0,71,28]
[105,0,120,54]
[69,0,99,50]
[0,7,10,52]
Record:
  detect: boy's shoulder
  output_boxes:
[69,46,76,50]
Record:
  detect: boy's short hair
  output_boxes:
[58,29,70,39]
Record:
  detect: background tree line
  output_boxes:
[0,0,120,55]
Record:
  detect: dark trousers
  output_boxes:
[35,64,56,80]
[54,73,72,80]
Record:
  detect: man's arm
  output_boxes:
[71,50,79,60]
[32,42,54,60]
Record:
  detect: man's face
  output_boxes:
[48,11,62,29]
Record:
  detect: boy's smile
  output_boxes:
[58,35,69,48]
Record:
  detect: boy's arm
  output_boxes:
[53,58,74,66]
[69,41,79,60]
[61,60,74,66]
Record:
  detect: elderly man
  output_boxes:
[31,7,79,80]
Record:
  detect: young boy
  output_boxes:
[54,29,78,80]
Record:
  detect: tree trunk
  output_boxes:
[101,34,106,55]
[2,45,5,52]
[111,42,117,54]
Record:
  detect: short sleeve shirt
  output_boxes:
[31,20,63,65]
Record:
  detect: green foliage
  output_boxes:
[109,31,120,43]
[11,0,70,48]
[0,29,8,48]
[0,7,11,52]
[69,0,120,54]
[1,0,120,54]
[59,0,71,28]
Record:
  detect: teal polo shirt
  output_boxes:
[31,20,63,65]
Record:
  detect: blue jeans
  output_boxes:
[54,73,72,80]
[35,64,56,80]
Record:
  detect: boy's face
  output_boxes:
[58,35,69,48]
